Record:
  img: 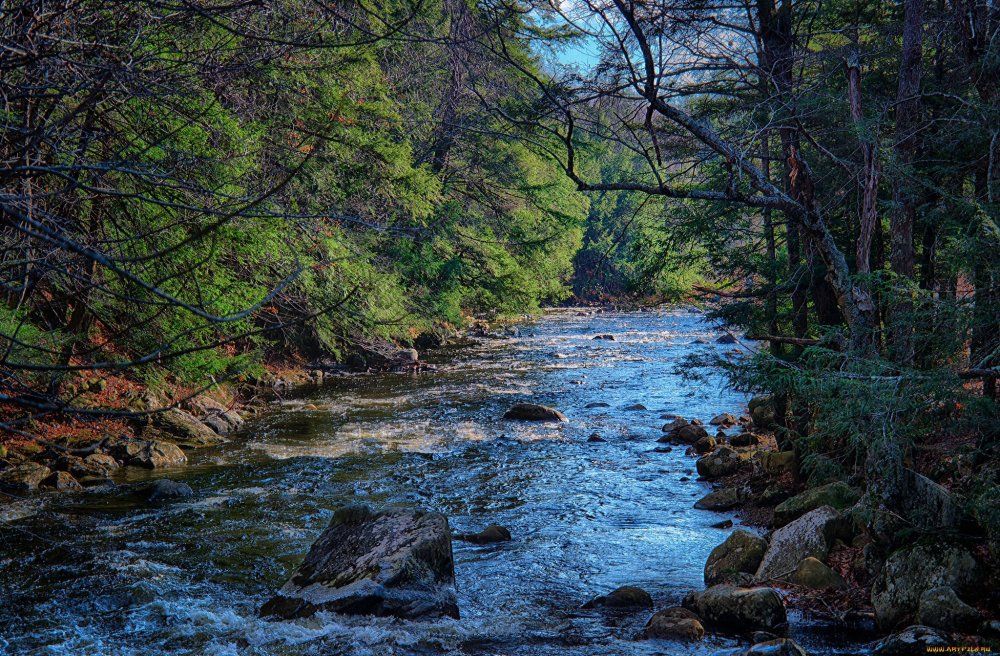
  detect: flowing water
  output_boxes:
[0,309,872,656]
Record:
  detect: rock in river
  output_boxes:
[695,486,742,511]
[705,529,767,586]
[643,606,705,641]
[140,478,194,502]
[583,585,653,609]
[502,403,567,422]
[455,524,511,544]
[683,584,786,632]
[260,506,459,620]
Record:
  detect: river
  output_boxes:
[0,309,869,655]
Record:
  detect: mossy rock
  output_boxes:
[773,481,861,527]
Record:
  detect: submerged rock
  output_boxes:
[683,585,786,632]
[141,478,194,502]
[644,606,705,641]
[624,403,647,411]
[587,433,606,443]
[585,402,610,408]
[871,543,979,630]
[773,481,860,527]
[592,334,615,340]
[705,529,767,586]
[873,625,950,655]
[755,506,843,582]
[502,403,567,422]
[455,525,511,544]
[260,506,458,620]
[583,585,653,609]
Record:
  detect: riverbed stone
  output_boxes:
[773,482,860,527]
[502,403,567,422]
[661,418,689,434]
[791,557,845,590]
[873,625,950,655]
[583,585,653,609]
[682,584,786,632]
[755,506,843,582]
[643,606,705,641]
[585,402,610,408]
[260,506,458,620]
[697,447,749,479]
[705,529,767,586]
[871,542,979,630]
[456,525,511,544]
[0,462,52,491]
[916,586,981,632]
[674,424,709,444]
[695,486,743,511]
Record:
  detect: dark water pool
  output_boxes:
[0,309,871,655]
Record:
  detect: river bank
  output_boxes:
[0,308,994,655]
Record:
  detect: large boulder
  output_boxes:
[755,506,843,582]
[661,418,690,433]
[502,403,567,422]
[705,530,768,586]
[0,462,52,491]
[155,408,225,446]
[791,557,845,590]
[871,543,980,630]
[202,410,244,436]
[697,447,749,479]
[583,585,653,609]
[773,481,861,527]
[643,606,705,641]
[873,625,950,655]
[694,436,718,454]
[260,506,458,620]
[108,438,187,468]
[682,585,786,632]
[695,486,742,511]
[916,586,981,632]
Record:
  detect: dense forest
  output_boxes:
[1,0,998,654]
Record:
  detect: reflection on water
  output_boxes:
[0,309,869,655]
